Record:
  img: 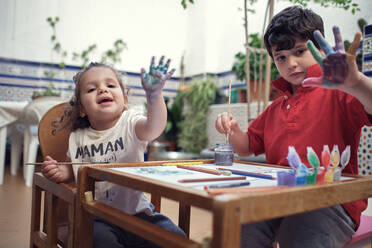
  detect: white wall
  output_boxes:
[185,0,372,75]
[1,0,371,76]
[0,0,187,74]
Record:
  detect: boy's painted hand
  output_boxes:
[140,56,176,99]
[303,26,361,89]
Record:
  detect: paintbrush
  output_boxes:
[226,80,232,144]
[25,162,93,165]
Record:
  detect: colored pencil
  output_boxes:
[162,161,204,166]
[205,181,250,189]
[205,185,289,195]
[178,176,246,183]
[176,165,231,176]
[218,168,275,180]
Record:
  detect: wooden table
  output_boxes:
[75,160,372,248]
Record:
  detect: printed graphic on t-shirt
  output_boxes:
[74,137,125,160]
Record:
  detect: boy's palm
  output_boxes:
[140,56,175,98]
[303,26,361,90]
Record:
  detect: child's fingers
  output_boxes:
[348,32,361,56]
[42,164,59,179]
[164,68,176,80]
[158,56,165,67]
[164,59,171,73]
[44,155,56,162]
[332,26,345,53]
[302,76,325,87]
[307,40,323,66]
[140,68,146,81]
[149,56,155,72]
[313,30,334,56]
[221,113,232,134]
[215,113,229,134]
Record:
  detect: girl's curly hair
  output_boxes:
[54,62,129,132]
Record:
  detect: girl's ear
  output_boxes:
[80,111,86,118]
[123,95,129,110]
[79,105,86,118]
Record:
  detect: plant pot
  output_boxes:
[238,89,247,103]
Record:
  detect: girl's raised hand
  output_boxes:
[302,26,362,90]
[140,56,176,99]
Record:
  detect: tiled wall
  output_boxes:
[0,58,181,106]
[359,24,372,176]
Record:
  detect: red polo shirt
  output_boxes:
[247,64,372,228]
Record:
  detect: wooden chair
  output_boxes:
[30,102,76,248]
[30,102,166,247]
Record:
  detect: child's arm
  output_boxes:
[136,56,175,141]
[303,26,372,114]
[215,112,253,156]
[41,155,74,183]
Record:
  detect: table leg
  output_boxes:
[212,199,241,248]
[0,126,7,185]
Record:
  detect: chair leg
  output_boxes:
[0,126,6,185]
[10,124,22,175]
[30,182,42,248]
[45,192,59,247]
[24,131,38,187]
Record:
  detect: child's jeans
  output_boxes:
[241,205,355,248]
[93,211,186,248]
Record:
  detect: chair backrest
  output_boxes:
[32,102,75,247]
[38,102,71,161]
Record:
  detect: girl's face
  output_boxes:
[79,67,128,130]
[272,37,318,89]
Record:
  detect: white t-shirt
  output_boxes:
[68,108,152,215]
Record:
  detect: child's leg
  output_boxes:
[93,218,124,248]
[93,213,186,248]
[127,211,186,248]
[241,217,282,248]
[277,205,355,248]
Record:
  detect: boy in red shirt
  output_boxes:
[215,6,372,248]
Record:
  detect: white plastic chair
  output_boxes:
[0,101,28,185]
[21,96,63,187]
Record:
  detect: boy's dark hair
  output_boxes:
[264,5,324,58]
[54,62,128,132]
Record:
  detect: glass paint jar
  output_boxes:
[214,144,234,166]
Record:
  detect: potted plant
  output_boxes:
[177,77,220,154]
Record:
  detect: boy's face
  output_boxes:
[272,37,318,86]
